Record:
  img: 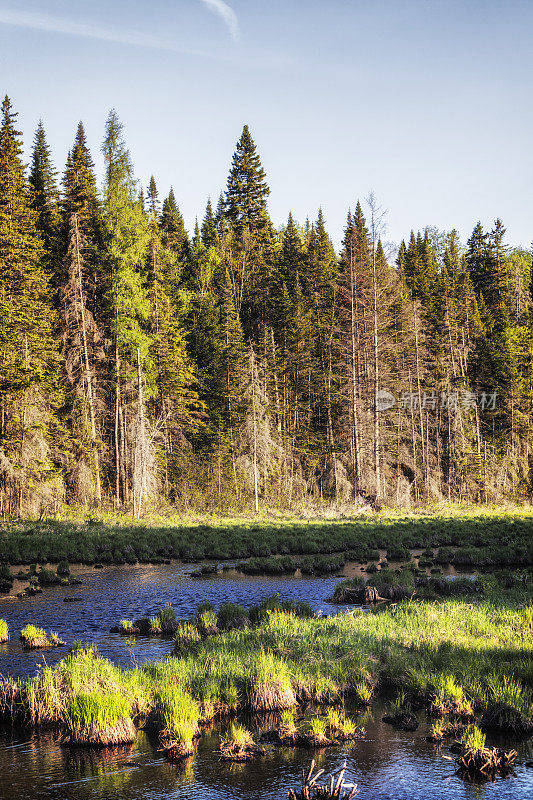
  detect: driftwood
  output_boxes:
[288,760,358,799]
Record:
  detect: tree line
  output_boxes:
[0,95,531,516]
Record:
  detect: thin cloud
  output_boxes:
[0,8,208,57]
[199,0,240,42]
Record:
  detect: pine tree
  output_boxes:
[0,96,63,515]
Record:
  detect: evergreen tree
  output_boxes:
[102,110,152,507]
[0,96,63,514]
[29,120,61,265]
[201,198,217,248]
[225,125,270,236]
[160,187,189,265]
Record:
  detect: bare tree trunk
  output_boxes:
[73,214,101,504]
[350,250,360,498]
[251,348,259,513]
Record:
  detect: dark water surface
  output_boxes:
[0,564,531,799]
[0,711,531,800]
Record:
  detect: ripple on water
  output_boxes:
[0,565,531,800]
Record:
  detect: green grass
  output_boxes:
[485,674,532,717]
[0,507,531,567]
[157,605,175,623]
[20,624,47,643]
[223,721,254,748]
[0,619,8,641]
[152,684,199,742]
[5,585,532,745]
[65,689,132,729]
[461,724,487,751]
[119,620,135,634]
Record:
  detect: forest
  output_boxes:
[0,94,532,518]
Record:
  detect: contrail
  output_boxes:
[0,8,208,57]
[199,0,240,42]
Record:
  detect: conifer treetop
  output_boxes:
[225,124,270,235]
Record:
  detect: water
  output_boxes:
[0,564,531,800]
[0,710,531,800]
[0,563,347,679]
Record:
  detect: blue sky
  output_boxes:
[0,0,531,250]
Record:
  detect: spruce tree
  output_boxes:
[29,120,60,265]
[201,198,217,248]
[225,125,270,236]
[102,110,152,506]
[0,96,62,514]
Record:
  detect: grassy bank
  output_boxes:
[2,582,531,754]
[0,507,531,569]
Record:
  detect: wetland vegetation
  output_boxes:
[0,507,531,574]
[1,575,530,769]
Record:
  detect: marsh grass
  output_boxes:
[154,685,199,760]
[390,691,411,716]
[24,645,148,726]
[455,724,518,777]
[352,679,373,706]
[301,716,332,747]
[152,684,199,743]
[248,649,296,711]
[278,709,298,741]
[481,674,533,735]
[20,624,56,649]
[119,620,135,635]
[173,623,201,654]
[460,724,486,751]
[2,507,532,570]
[0,676,20,720]
[0,619,8,642]
[5,590,532,756]
[64,689,135,746]
[325,708,360,741]
[196,609,218,636]
[219,722,262,761]
[432,675,474,719]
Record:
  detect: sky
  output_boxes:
[0,0,532,251]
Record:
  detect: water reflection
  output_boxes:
[0,707,531,800]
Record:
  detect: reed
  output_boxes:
[64,689,136,746]
[247,649,296,711]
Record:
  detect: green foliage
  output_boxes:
[66,689,132,729]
